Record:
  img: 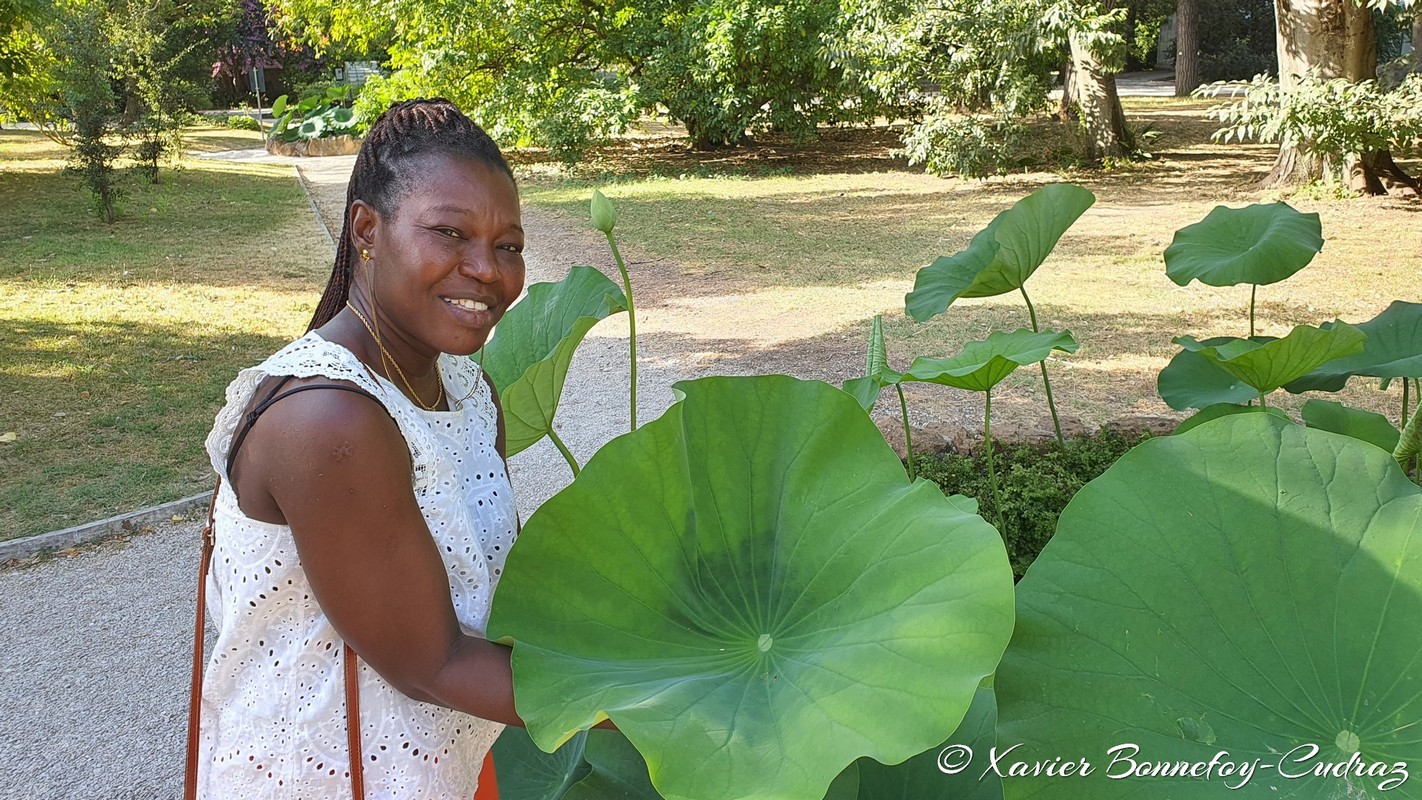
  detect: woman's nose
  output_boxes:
[459,247,499,282]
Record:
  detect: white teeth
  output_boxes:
[445,298,489,311]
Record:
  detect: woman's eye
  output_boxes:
[436,227,462,239]
[500,243,524,254]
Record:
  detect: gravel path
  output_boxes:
[0,156,688,799]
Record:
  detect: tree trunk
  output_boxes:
[1268,0,1416,194]
[1174,0,1200,96]
[1058,58,1078,122]
[1413,14,1421,64]
[1068,32,1133,161]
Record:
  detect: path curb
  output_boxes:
[0,492,211,563]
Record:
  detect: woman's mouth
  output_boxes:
[443,297,490,312]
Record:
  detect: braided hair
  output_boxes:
[306,98,516,332]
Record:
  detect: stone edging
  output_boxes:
[0,492,212,563]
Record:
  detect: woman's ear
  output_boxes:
[349,199,379,255]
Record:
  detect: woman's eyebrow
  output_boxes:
[426,204,524,232]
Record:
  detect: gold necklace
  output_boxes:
[346,301,445,411]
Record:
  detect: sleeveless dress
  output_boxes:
[196,331,519,799]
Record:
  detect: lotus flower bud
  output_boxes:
[590,189,617,234]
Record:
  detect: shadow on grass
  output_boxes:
[0,317,293,539]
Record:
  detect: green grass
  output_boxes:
[0,128,330,539]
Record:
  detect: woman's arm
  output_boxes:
[255,387,525,726]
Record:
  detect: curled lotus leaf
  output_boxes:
[1157,338,1266,410]
[997,413,1422,798]
[488,375,1015,800]
[842,315,903,411]
[1286,302,1422,393]
[905,184,1095,322]
[1175,321,1365,397]
[476,266,627,456]
[1164,201,1323,287]
[904,329,1079,393]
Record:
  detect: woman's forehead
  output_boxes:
[391,152,519,216]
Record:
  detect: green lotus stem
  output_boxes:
[1019,287,1065,445]
[1395,391,1421,476]
[1249,284,1257,338]
[604,230,638,431]
[1403,379,1410,431]
[1258,392,1268,409]
[896,384,916,481]
[547,427,581,477]
[983,390,1007,535]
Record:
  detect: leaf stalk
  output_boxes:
[1020,287,1065,444]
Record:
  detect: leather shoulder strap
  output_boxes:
[184,479,366,800]
[184,482,220,800]
[345,643,366,797]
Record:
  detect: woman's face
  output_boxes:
[353,152,525,357]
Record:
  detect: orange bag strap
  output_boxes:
[183,479,366,799]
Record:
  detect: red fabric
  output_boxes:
[474,750,498,800]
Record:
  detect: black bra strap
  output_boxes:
[225,378,383,487]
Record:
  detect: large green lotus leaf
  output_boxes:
[1157,340,1264,410]
[1301,398,1401,452]
[1163,202,1323,287]
[476,266,627,456]
[996,413,1422,798]
[904,329,1079,393]
[853,686,1003,800]
[1175,322,1365,395]
[1173,402,1290,435]
[1286,302,1422,393]
[487,375,1016,800]
[842,315,903,411]
[905,184,1095,322]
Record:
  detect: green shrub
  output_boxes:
[224,113,261,131]
[900,107,1032,178]
[915,428,1152,578]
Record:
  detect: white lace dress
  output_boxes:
[196,331,518,799]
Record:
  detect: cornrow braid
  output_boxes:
[306,98,516,332]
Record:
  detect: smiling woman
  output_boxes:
[185,99,603,800]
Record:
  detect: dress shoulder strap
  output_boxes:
[223,378,386,491]
[205,333,439,494]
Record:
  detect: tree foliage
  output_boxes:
[277,0,895,156]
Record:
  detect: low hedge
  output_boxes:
[915,428,1153,578]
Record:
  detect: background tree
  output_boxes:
[274,0,899,156]
[1174,0,1199,95]
[1268,0,1415,193]
[51,1,124,221]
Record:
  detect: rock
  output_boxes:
[265,135,363,157]
[988,419,1057,449]
[1101,415,1178,438]
[922,422,983,455]
[874,416,948,459]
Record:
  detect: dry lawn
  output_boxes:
[517,99,1422,432]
